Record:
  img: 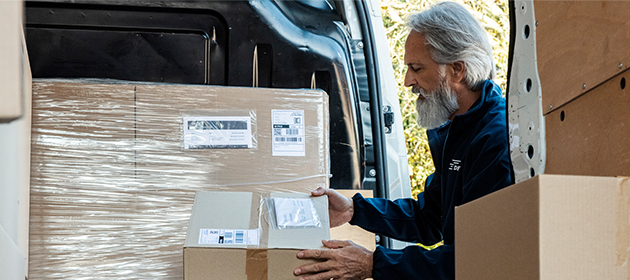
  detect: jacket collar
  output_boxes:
[432,80,501,134]
[426,80,502,172]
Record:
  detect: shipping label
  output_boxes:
[183,116,252,149]
[198,229,259,245]
[272,110,305,156]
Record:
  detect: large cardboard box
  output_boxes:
[545,69,630,177]
[0,0,24,121]
[29,79,330,278]
[133,83,329,189]
[455,174,630,280]
[183,191,330,280]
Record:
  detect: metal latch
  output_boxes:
[383,106,394,134]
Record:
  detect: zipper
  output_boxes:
[440,122,453,198]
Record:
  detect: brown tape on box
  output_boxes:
[247,193,269,280]
[617,177,630,279]
[246,249,268,280]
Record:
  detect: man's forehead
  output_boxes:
[404,31,434,65]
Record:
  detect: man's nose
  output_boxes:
[403,70,414,88]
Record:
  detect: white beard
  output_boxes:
[413,76,460,130]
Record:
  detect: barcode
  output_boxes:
[225,231,233,244]
[285,128,299,135]
[275,137,302,142]
[235,231,244,244]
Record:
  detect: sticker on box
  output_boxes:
[198,229,259,245]
[183,116,252,149]
[272,110,305,156]
[273,198,321,229]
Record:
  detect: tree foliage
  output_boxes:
[379,0,510,198]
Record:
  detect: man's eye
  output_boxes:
[409,66,421,72]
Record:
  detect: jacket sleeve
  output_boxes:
[372,244,454,280]
[349,172,443,245]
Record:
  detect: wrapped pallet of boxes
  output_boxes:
[455,174,630,280]
[29,79,329,279]
[183,191,330,279]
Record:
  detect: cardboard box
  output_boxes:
[0,0,25,121]
[536,0,630,114]
[29,79,330,278]
[545,69,630,177]
[330,190,376,251]
[134,83,329,189]
[455,174,630,280]
[183,191,330,280]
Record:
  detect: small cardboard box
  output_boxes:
[183,191,330,280]
[455,174,630,280]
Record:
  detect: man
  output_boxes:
[293,1,513,279]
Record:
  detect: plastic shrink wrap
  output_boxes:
[29,79,329,279]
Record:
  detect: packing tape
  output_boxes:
[616,177,630,279]
[246,192,269,280]
[246,249,268,280]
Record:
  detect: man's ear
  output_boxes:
[450,61,466,84]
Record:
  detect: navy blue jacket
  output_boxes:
[349,80,513,279]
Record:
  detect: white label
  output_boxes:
[273,198,320,228]
[183,116,252,149]
[272,110,305,156]
[198,229,259,245]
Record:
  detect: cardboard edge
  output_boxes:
[455,176,541,280]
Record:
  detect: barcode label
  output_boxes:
[235,231,244,244]
[275,137,302,142]
[183,116,253,149]
[272,110,305,156]
[198,229,259,245]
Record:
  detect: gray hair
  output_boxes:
[406,1,495,91]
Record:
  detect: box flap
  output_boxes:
[267,192,329,249]
[184,192,254,248]
[185,191,329,250]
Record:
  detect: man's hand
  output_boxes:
[311,187,354,228]
[294,240,373,280]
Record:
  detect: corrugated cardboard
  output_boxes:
[0,0,25,121]
[134,83,329,189]
[455,174,630,280]
[535,0,630,114]
[183,191,330,280]
[330,190,376,251]
[545,69,630,177]
[29,79,330,279]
